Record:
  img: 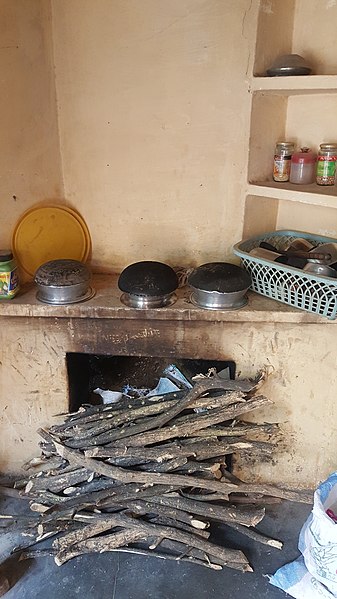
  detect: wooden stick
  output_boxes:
[65,390,246,448]
[54,512,250,569]
[39,432,237,497]
[225,521,283,549]
[58,393,243,442]
[145,495,265,527]
[115,396,271,448]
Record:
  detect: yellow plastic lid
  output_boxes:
[12,204,91,276]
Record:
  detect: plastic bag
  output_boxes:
[270,472,337,598]
[270,555,336,598]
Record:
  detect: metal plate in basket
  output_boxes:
[233,230,337,320]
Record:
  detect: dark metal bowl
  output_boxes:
[118,261,178,296]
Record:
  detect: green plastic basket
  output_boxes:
[233,230,337,320]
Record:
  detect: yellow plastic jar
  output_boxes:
[0,250,20,299]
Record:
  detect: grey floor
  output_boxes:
[0,497,311,599]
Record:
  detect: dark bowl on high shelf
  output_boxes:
[118,261,179,308]
[188,262,251,310]
[266,53,312,77]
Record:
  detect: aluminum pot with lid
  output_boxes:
[34,259,94,304]
[118,261,178,308]
[188,262,251,310]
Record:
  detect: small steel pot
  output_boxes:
[188,262,251,310]
[34,259,94,305]
[120,292,177,309]
[189,287,248,310]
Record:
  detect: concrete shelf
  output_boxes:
[0,274,335,324]
[250,75,337,95]
[247,182,337,208]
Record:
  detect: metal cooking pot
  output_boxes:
[34,259,94,305]
[118,261,178,309]
[188,262,251,310]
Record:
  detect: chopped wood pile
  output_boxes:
[4,370,312,572]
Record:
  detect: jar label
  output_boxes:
[273,155,291,182]
[0,268,19,298]
[316,156,337,185]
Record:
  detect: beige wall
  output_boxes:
[0,0,64,249]
[51,0,257,271]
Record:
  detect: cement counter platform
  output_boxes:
[0,274,336,487]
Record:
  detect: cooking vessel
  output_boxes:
[118,261,178,309]
[303,263,337,278]
[260,241,331,263]
[307,243,337,265]
[266,54,312,76]
[188,262,251,310]
[34,259,94,305]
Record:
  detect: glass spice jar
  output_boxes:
[316,143,337,186]
[273,142,295,182]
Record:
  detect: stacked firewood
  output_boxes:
[6,370,312,572]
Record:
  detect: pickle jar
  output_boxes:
[316,143,337,186]
[0,250,20,299]
[273,142,295,182]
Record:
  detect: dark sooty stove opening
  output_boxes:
[66,353,236,413]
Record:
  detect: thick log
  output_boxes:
[52,392,186,432]
[25,468,93,494]
[40,433,237,497]
[115,396,271,448]
[65,391,246,448]
[147,516,210,538]
[23,456,66,473]
[42,484,181,520]
[58,392,242,443]
[55,529,146,566]
[86,438,262,462]
[53,518,120,551]
[145,496,265,527]
[54,511,250,570]
[192,422,279,438]
[112,498,209,531]
[137,458,188,473]
[229,484,312,504]
[62,477,116,497]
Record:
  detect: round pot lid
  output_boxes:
[188,262,251,293]
[118,261,178,296]
[34,259,91,287]
[12,204,91,277]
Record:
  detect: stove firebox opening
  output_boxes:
[66,353,236,413]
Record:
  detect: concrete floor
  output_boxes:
[0,496,312,599]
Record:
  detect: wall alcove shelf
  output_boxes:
[244,0,337,239]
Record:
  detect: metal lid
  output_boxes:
[276,141,295,149]
[118,261,178,296]
[320,143,337,150]
[188,262,251,293]
[34,259,91,287]
[0,250,13,262]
